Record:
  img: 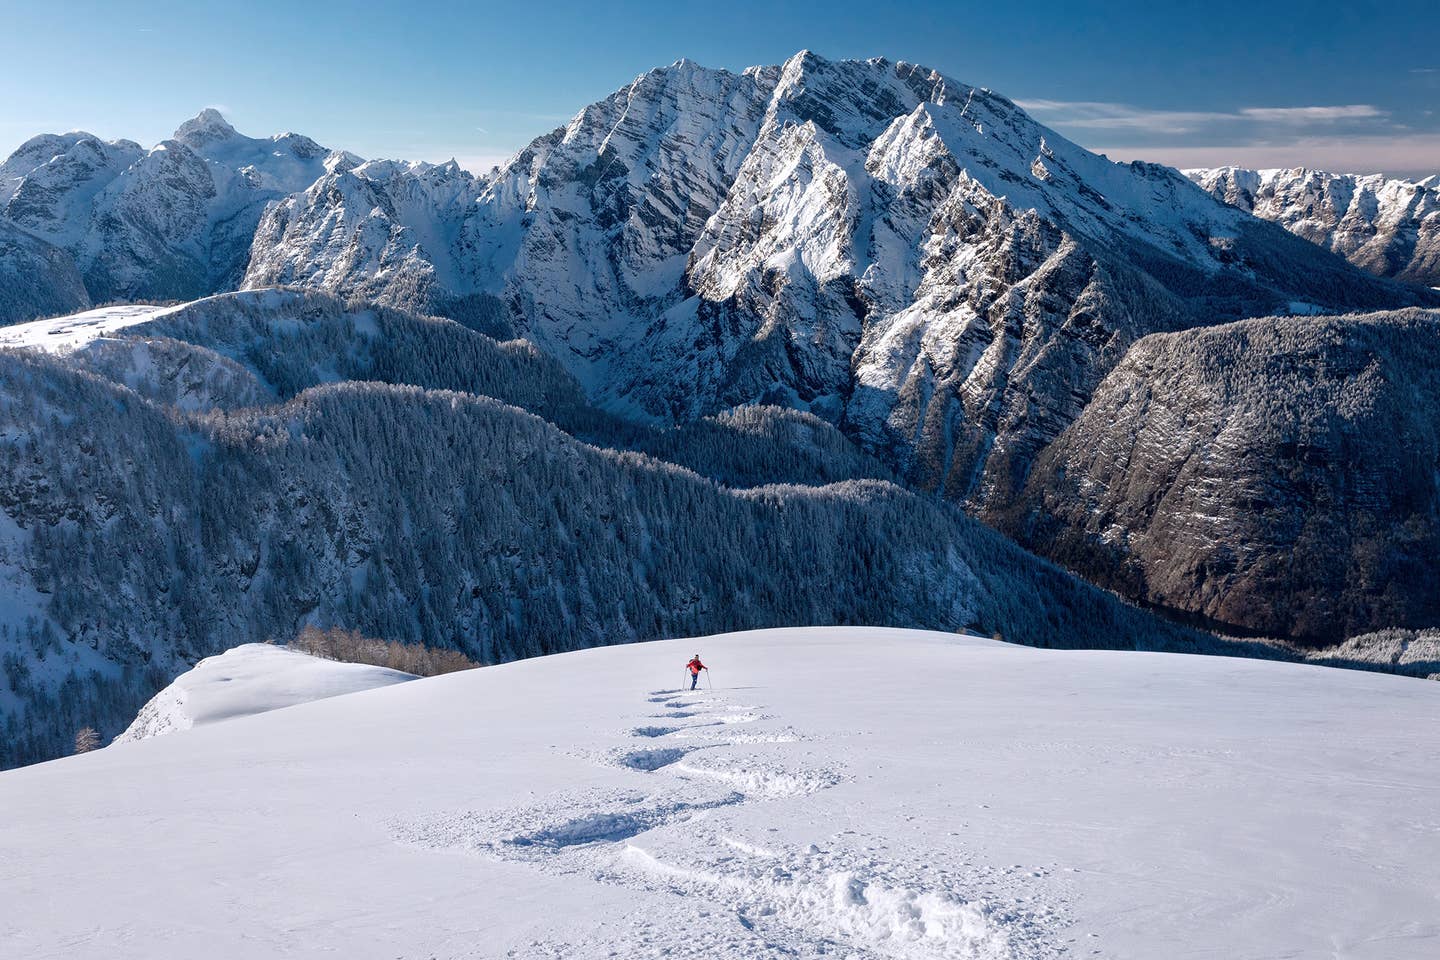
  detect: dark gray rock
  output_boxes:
[1002,308,1440,642]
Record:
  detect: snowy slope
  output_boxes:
[0,301,185,351]
[3,627,1437,960]
[1003,307,1440,642]
[114,643,415,744]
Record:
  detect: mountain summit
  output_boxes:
[0,110,344,320]
[173,107,239,147]
[243,51,1437,515]
[1188,165,1440,286]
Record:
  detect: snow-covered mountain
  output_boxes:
[115,643,414,744]
[6,627,1440,959]
[1187,166,1440,286]
[0,290,1232,769]
[242,52,1438,520]
[1001,307,1440,641]
[0,110,350,321]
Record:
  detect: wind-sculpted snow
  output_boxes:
[1002,308,1440,642]
[397,663,1062,958]
[1189,166,1440,286]
[0,293,1228,767]
[115,642,414,744]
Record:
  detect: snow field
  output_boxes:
[396,674,1058,959]
[3,627,1439,959]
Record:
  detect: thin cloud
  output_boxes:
[1019,98,1388,133]
[1239,105,1384,122]
[1014,100,1231,134]
[1097,133,1440,180]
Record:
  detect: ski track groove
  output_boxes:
[394,686,1066,958]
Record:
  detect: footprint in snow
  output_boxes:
[608,745,695,772]
[629,725,685,738]
[393,787,745,863]
[617,832,1067,960]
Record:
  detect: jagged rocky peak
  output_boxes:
[171,107,333,165]
[0,108,350,317]
[241,50,1437,520]
[173,107,238,147]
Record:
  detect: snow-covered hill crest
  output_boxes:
[7,628,1440,959]
[115,643,414,744]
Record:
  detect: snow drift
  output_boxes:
[114,643,415,744]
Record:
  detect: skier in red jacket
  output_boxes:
[686,654,707,690]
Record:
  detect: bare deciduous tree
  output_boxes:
[74,726,101,754]
[290,625,481,677]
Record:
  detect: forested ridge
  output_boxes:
[0,290,1231,766]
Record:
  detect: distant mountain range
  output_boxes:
[1188,166,1440,287]
[2,51,1438,766]
[0,109,351,322]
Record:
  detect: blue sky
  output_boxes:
[2,0,1436,176]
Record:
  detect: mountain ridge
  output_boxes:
[237,51,1440,527]
[0,111,354,323]
[1187,165,1440,286]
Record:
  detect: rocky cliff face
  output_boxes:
[0,111,348,313]
[243,52,1440,519]
[1188,166,1440,286]
[1002,308,1440,642]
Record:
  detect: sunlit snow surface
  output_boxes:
[114,644,415,744]
[0,303,181,352]
[0,290,292,353]
[3,627,1438,959]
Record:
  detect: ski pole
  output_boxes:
[706,670,713,690]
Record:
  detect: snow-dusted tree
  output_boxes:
[73,727,101,754]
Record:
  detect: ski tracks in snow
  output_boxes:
[394,686,1068,959]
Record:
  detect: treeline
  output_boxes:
[289,625,480,676]
[74,289,891,489]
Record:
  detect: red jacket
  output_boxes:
[687,658,706,675]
